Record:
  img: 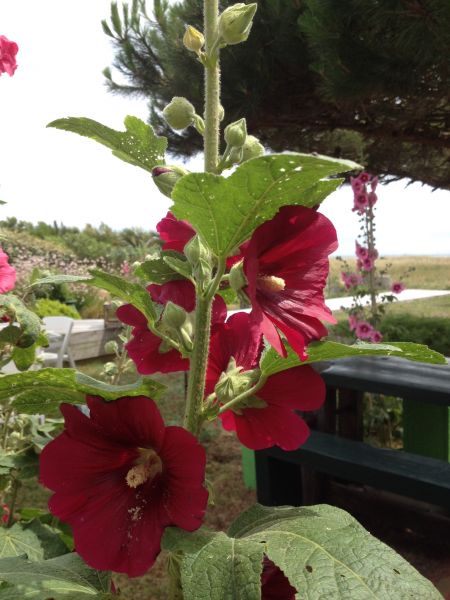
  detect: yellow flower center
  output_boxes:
[126,448,162,489]
[257,275,286,293]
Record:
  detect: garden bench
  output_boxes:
[253,356,450,508]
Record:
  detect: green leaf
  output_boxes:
[22,520,69,560]
[47,115,167,174]
[0,553,111,599]
[171,153,358,257]
[134,250,188,284]
[33,270,156,323]
[0,296,41,348]
[230,504,442,599]
[0,523,44,561]
[260,340,447,377]
[0,368,165,415]
[163,528,264,600]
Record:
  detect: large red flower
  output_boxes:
[261,557,297,599]
[0,248,16,294]
[242,205,338,359]
[39,395,208,577]
[117,280,226,374]
[207,312,325,450]
[0,35,18,77]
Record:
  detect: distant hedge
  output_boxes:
[331,314,450,357]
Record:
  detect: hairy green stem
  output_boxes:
[203,0,220,173]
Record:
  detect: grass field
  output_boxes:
[327,255,450,298]
[332,293,450,321]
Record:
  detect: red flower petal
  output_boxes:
[149,279,196,312]
[156,211,195,253]
[125,326,189,374]
[261,557,297,599]
[116,303,147,328]
[258,365,325,411]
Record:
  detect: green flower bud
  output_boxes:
[228,146,244,165]
[242,135,265,162]
[229,260,247,292]
[218,3,257,46]
[184,235,211,267]
[162,301,187,329]
[183,25,204,53]
[104,340,119,355]
[224,118,247,148]
[162,97,196,130]
[152,165,189,199]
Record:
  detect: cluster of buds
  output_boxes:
[349,314,383,343]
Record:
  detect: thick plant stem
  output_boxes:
[203,0,220,173]
[183,295,213,436]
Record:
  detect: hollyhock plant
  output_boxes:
[391,281,406,294]
[0,248,16,293]
[39,395,208,577]
[206,313,325,450]
[0,35,18,77]
[117,279,226,374]
[237,205,338,360]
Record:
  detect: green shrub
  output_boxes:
[34,299,80,320]
[330,314,450,356]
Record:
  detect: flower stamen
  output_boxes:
[126,449,162,488]
[257,275,286,293]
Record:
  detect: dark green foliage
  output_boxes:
[102,0,450,189]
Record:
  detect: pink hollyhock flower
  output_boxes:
[348,314,358,331]
[391,281,405,294]
[117,280,226,374]
[261,556,297,599]
[353,192,369,212]
[39,395,208,577]
[206,313,325,450]
[350,176,364,194]
[242,205,338,359]
[357,172,371,184]
[360,256,374,272]
[371,176,379,191]
[157,211,195,253]
[0,35,18,77]
[0,248,16,293]
[355,321,374,340]
[355,241,369,260]
[341,272,362,290]
[120,260,131,275]
[368,191,378,206]
[370,330,383,343]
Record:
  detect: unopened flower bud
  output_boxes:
[218,3,257,46]
[242,135,264,161]
[228,146,244,165]
[162,97,196,130]
[184,235,211,267]
[218,105,225,121]
[229,260,247,292]
[183,25,204,53]
[104,340,119,355]
[224,118,247,148]
[152,165,189,198]
[162,301,187,329]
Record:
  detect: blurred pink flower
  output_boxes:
[355,321,373,340]
[370,330,383,343]
[391,281,405,294]
[350,176,364,193]
[370,176,379,191]
[341,271,363,290]
[368,191,378,206]
[0,248,16,293]
[348,314,358,331]
[353,192,369,212]
[355,242,369,260]
[357,172,371,184]
[0,35,18,77]
[360,257,374,272]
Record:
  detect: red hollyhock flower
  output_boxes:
[0,248,16,293]
[117,280,226,374]
[242,205,337,360]
[0,35,18,77]
[39,395,208,577]
[261,557,297,599]
[207,313,325,450]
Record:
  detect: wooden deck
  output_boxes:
[69,319,121,361]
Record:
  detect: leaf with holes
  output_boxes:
[47,115,167,173]
[171,153,359,257]
[260,340,447,376]
[229,504,442,599]
[163,528,264,600]
[0,368,165,415]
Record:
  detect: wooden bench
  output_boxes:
[254,356,450,509]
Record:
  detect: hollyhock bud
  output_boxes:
[162,97,196,130]
[370,330,383,343]
[353,192,369,212]
[228,145,244,165]
[348,314,358,332]
[224,118,247,147]
[152,165,189,198]
[218,3,257,46]
[391,281,405,294]
[368,191,378,206]
[371,176,379,191]
[0,35,18,77]
[183,25,204,53]
[355,242,369,260]
[162,301,187,329]
[184,235,211,267]
[229,260,247,292]
[242,135,264,161]
[360,256,374,271]
[357,172,371,184]
[350,176,364,194]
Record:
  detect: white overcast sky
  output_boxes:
[0,0,449,256]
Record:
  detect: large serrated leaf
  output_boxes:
[230,504,442,599]
[0,368,165,415]
[47,115,167,173]
[0,553,111,598]
[0,524,44,561]
[260,340,447,376]
[163,528,264,600]
[34,270,156,323]
[171,153,358,257]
